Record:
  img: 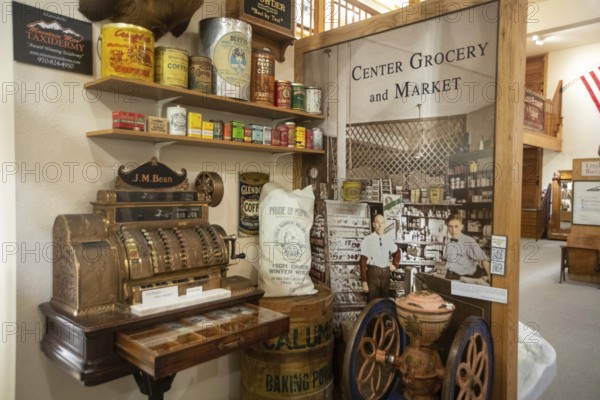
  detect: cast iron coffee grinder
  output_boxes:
[343,290,494,400]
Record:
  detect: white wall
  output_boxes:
[542,42,600,185]
[14,1,296,399]
[0,5,17,400]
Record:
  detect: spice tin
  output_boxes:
[271,128,281,146]
[306,128,313,149]
[306,86,322,114]
[232,121,245,142]
[212,120,223,140]
[223,122,232,140]
[146,116,168,134]
[244,128,252,143]
[187,112,203,137]
[284,122,296,148]
[277,125,288,147]
[313,127,323,150]
[100,23,154,82]
[295,126,306,148]
[113,111,145,131]
[250,49,275,104]
[250,124,263,144]
[274,80,291,108]
[155,46,188,89]
[262,126,272,145]
[239,172,269,236]
[291,83,306,111]
[189,55,212,93]
[166,105,187,135]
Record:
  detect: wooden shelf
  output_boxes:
[87,129,326,155]
[85,76,325,121]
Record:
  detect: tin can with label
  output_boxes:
[250,124,263,144]
[100,23,154,82]
[239,172,269,236]
[271,128,281,146]
[284,122,296,148]
[232,121,245,142]
[306,128,313,149]
[244,128,252,143]
[155,46,188,88]
[274,80,291,108]
[250,49,275,104]
[166,105,187,135]
[189,55,212,93]
[198,18,251,100]
[291,83,306,111]
[262,126,272,145]
[295,126,306,148]
[278,125,288,147]
[313,127,323,150]
[212,120,223,139]
[306,86,322,114]
[223,122,232,140]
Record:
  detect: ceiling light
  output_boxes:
[532,34,539,41]
[535,38,544,46]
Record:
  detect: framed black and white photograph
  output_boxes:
[572,181,600,226]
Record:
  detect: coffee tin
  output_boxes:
[306,86,322,114]
[284,122,296,148]
[277,125,288,147]
[271,128,281,146]
[100,23,154,82]
[155,46,188,88]
[166,105,187,135]
[291,83,306,111]
[274,80,291,108]
[250,49,275,104]
[189,55,212,93]
[239,172,269,236]
[295,126,306,148]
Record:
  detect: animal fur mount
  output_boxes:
[79,0,204,39]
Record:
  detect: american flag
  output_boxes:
[581,66,600,113]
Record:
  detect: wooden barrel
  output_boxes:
[242,286,334,399]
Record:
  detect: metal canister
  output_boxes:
[250,49,275,104]
[166,105,186,135]
[250,124,263,144]
[291,83,306,111]
[223,122,232,140]
[239,172,269,236]
[313,127,323,150]
[189,55,212,93]
[274,80,291,108]
[155,47,188,88]
[306,86,322,114]
[212,120,223,139]
[100,23,154,82]
[198,18,252,100]
[295,126,306,149]
[284,122,296,148]
[271,128,281,146]
[244,128,252,143]
[306,128,313,149]
[277,125,288,147]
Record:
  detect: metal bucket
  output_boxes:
[100,23,154,82]
[198,18,251,100]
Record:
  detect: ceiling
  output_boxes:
[526,18,600,57]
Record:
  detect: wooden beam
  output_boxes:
[492,1,526,398]
[523,129,562,151]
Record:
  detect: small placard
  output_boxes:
[142,286,178,305]
[490,234,507,276]
[243,0,293,31]
[186,286,204,298]
[451,281,508,304]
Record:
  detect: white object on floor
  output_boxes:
[518,321,557,400]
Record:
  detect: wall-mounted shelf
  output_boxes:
[84,76,325,121]
[87,129,326,155]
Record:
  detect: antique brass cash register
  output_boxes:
[40,159,289,398]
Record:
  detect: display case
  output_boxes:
[547,170,572,240]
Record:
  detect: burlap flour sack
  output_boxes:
[258,183,316,297]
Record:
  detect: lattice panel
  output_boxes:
[346,116,466,178]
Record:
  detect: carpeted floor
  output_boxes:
[519,239,600,399]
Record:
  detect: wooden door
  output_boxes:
[521,147,543,238]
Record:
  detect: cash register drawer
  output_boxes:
[117,303,289,378]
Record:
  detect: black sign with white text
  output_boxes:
[244,0,292,31]
[12,1,92,75]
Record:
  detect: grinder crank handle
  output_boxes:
[222,235,246,260]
